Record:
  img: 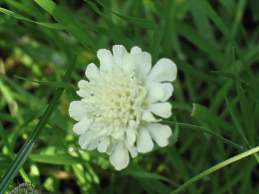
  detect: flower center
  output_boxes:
[84,68,147,136]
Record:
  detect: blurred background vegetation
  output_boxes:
[0,0,259,193]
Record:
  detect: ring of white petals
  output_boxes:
[69,45,177,170]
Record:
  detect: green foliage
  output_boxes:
[0,0,258,193]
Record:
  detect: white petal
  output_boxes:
[148,58,177,82]
[111,127,124,140]
[142,110,158,122]
[126,128,136,146]
[146,83,165,103]
[78,131,93,149]
[137,128,154,153]
[134,52,152,80]
[146,82,174,103]
[161,83,174,101]
[97,49,113,71]
[85,63,100,80]
[122,54,135,73]
[73,117,92,135]
[149,102,172,118]
[76,80,89,97]
[85,139,99,150]
[110,142,129,170]
[69,101,88,121]
[147,123,172,147]
[78,80,88,88]
[97,137,110,153]
[112,45,127,65]
[126,144,138,158]
[78,131,99,151]
[130,46,142,54]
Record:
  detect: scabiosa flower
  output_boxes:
[69,45,177,170]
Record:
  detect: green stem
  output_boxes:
[171,146,259,194]
[164,121,244,150]
[0,123,31,184]
[178,123,244,150]
[0,62,75,194]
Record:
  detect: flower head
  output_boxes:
[69,45,177,170]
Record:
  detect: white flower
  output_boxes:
[69,45,177,170]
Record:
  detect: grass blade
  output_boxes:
[164,121,243,150]
[225,97,259,162]
[34,0,94,49]
[177,23,224,65]
[124,170,178,187]
[0,60,76,194]
[0,7,64,29]
[30,154,84,165]
[191,103,231,129]
[171,146,259,194]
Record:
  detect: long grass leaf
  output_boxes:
[34,0,94,49]
[171,146,259,194]
[0,60,76,194]
[30,154,84,165]
[164,121,243,150]
[0,7,64,29]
